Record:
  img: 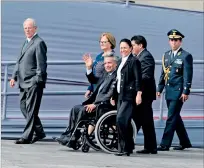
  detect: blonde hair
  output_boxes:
[100,32,116,49]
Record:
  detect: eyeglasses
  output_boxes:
[99,41,109,44]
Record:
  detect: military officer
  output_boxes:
[157,29,193,151]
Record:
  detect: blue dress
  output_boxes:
[87,52,105,92]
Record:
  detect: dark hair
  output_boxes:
[131,35,147,48]
[120,38,132,48]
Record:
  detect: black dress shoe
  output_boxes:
[136,149,157,154]
[52,136,58,141]
[157,145,169,151]
[54,137,68,146]
[31,135,46,144]
[14,138,31,144]
[114,152,131,156]
[173,145,192,150]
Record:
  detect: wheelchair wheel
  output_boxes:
[79,124,101,152]
[95,110,137,154]
[85,133,101,151]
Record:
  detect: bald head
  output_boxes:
[23,18,37,38]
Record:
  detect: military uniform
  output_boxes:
[157,29,193,150]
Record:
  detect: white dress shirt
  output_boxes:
[173,46,181,57]
[27,32,37,42]
[117,55,130,93]
[86,68,92,75]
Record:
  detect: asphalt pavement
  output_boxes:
[1,140,204,168]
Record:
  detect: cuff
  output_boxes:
[86,69,92,75]
[157,85,164,93]
[183,87,190,95]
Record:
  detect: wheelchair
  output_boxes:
[65,109,137,154]
[65,118,101,153]
[95,110,137,154]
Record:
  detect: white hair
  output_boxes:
[104,52,120,62]
[23,18,37,27]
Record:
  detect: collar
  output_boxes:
[109,69,116,76]
[27,33,37,42]
[172,46,181,56]
[122,53,131,61]
[136,48,145,57]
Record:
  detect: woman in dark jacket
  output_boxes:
[114,39,142,156]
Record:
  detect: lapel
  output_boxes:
[84,71,116,105]
[166,51,171,66]
[97,71,116,92]
[137,49,146,60]
[19,34,38,61]
[117,59,122,69]
[100,72,108,85]
[169,48,183,65]
[94,73,108,92]
[121,53,133,70]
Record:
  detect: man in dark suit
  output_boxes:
[10,18,47,144]
[53,54,118,147]
[157,29,193,151]
[131,35,157,154]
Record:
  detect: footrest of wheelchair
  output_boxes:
[81,144,90,153]
[66,140,81,150]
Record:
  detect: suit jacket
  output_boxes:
[12,34,47,88]
[82,71,117,105]
[137,49,156,100]
[114,54,142,101]
[157,48,193,100]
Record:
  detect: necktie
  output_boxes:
[22,40,28,52]
[171,52,175,60]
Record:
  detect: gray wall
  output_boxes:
[1,1,204,118]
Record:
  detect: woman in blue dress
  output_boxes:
[83,32,116,98]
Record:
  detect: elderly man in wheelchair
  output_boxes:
[53,53,119,152]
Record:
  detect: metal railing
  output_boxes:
[1,60,204,120]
